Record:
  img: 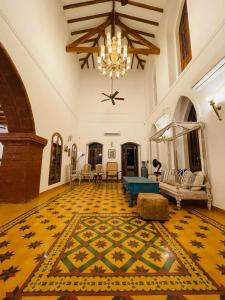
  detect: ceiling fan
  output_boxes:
[100,78,125,105]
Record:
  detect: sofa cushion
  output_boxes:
[188,171,204,191]
[181,171,193,188]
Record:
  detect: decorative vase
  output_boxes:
[141,161,148,178]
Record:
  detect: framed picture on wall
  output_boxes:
[108,149,116,159]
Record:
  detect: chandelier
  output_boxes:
[97,31,131,78]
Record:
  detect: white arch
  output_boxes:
[173,96,199,121]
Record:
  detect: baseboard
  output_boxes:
[39,182,70,197]
[212,205,225,213]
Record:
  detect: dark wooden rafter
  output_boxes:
[66,18,111,51]
[121,0,128,6]
[83,38,97,44]
[91,53,95,68]
[131,53,135,68]
[124,34,145,69]
[116,0,163,13]
[71,27,97,36]
[67,46,156,55]
[64,0,163,13]
[64,0,111,10]
[132,29,155,38]
[116,12,159,26]
[68,12,111,24]
[111,0,116,37]
[81,30,105,69]
[116,18,160,54]
[129,39,145,46]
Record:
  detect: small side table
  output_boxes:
[93,173,104,184]
[154,171,162,182]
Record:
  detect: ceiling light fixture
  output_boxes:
[97,30,131,78]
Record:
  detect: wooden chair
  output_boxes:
[70,164,81,185]
[81,163,92,181]
[106,162,119,182]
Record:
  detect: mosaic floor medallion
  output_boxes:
[20,213,219,296]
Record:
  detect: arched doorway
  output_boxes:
[121,143,139,177]
[0,43,47,202]
[186,104,202,171]
[174,96,201,172]
[88,143,103,170]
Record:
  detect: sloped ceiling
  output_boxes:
[62,0,166,69]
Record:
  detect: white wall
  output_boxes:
[0,0,81,192]
[145,0,225,209]
[77,70,148,175]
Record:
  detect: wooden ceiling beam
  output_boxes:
[82,38,97,44]
[67,46,153,55]
[115,0,163,13]
[68,12,111,24]
[130,28,155,38]
[129,39,145,46]
[81,31,103,69]
[116,12,159,26]
[66,17,111,50]
[125,35,144,69]
[71,27,155,39]
[64,0,111,10]
[121,0,129,5]
[71,27,96,36]
[92,53,95,68]
[112,0,116,37]
[117,18,160,54]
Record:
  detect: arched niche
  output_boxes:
[0,44,47,203]
[173,96,198,121]
[173,96,201,171]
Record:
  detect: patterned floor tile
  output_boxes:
[0,182,225,300]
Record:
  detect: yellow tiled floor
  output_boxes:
[0,182,225,300]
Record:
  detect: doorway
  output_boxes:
[88,143,103,170]
[121,143,139,177]
[187,104,202,172]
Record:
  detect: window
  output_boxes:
[71,143,77,171]
[179,1,192,71]
[49,133,63,185]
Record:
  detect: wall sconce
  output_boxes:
[64,145,69,152]
[209,100,222,121]
[68,135,73,142]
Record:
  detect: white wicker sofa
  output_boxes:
[159,170,213,210]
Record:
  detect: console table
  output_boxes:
[122,176,159,207]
